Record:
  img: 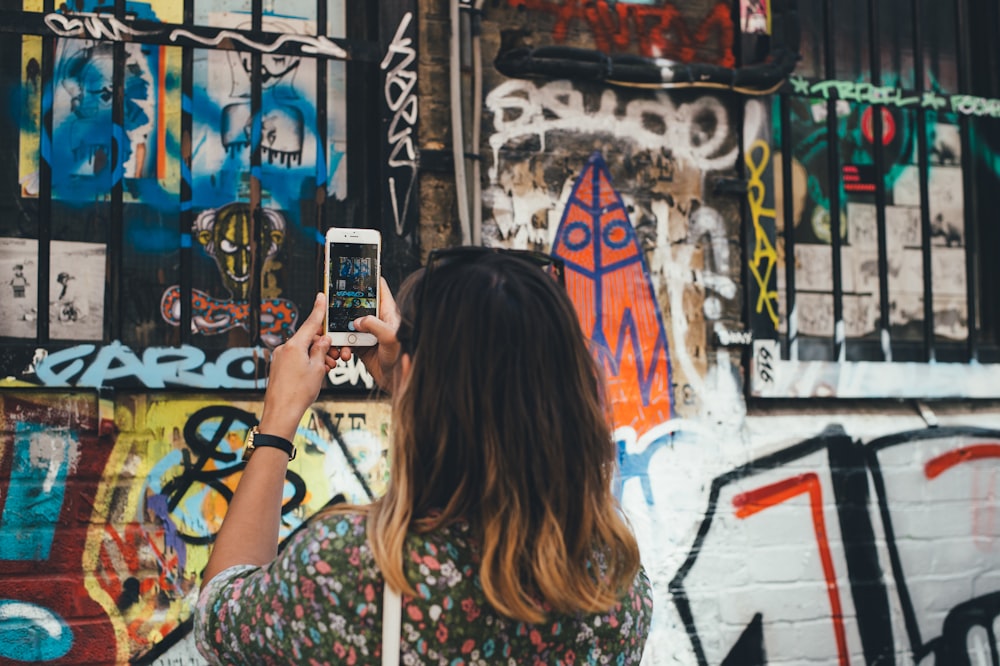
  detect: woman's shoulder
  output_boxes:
[279,509,371,563]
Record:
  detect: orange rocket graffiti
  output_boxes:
[552,152,673,435]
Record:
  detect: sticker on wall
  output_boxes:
[552,152,673,437]
[741,0,770,35]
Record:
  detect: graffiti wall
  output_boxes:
[0,1,373,384]
[2,0,1000,664]
[0,391,390,663]
[478,1,1000,664]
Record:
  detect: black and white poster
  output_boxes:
[0,237,38,339]
[49,240,106,341]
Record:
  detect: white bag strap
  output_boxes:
[381,583,402,666]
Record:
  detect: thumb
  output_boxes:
[354,313,396,342]
[310,331,332,364]
[293,293,327,342]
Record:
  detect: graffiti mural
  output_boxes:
[552,152,673,437]
[505,0,735,65]
[381,11,419,239]
[670,426,1000,665]
[484,79,747,425]
[1,343,373,393]
[775,74,982,359]
[746,139,780,331]
[0,394,119,663]
[0,392,390,663]
[8,1,353,372]
[160,203,299,347]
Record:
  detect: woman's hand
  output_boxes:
[330,277,401,392]
[259,292,332,440]
[202,293,330,588]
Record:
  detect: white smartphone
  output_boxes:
[324,227,381,346]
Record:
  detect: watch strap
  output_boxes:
[243,427,297,461]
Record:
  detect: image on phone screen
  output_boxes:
[328,243,378,332]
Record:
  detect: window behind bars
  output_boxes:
[750,0,1000,398]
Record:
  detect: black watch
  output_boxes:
[242,426,297,461]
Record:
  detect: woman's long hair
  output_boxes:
[366,252,641,624]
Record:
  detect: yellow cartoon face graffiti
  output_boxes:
[194,203,285,301]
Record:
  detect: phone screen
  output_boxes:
[327,242,378,333]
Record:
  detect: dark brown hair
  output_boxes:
[366,252,641,623]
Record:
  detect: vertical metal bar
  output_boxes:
[316,0,328,278]
[955,0,979,361]
[179,0,194,345]
[994,0,1000,97]
[250,0,263,345]
[911,0,935,361]
[37,0,55,345]
[780,94,798,361]
[890,4,903,85]
[869,0,892,361]
[851,0,863,80]
[823,0,844,361]
[108,0,126,343]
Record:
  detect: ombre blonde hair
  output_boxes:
[358,252,640,624]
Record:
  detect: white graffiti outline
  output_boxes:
[43,11,348,59]
[485,79,737,181]
[45,12,160,40]
[0,602,67,640]
[169,28,348,59]
[381,12,418,236]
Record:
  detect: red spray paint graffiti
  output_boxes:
[0,395,120,664]
[552,152,673,436]
[733,473,850,666]
[507,0,735,65]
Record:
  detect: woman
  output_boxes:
[195,249,652,664]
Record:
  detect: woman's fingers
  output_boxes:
[352,314,396,344]
[291,293,327,344]
[377,277,398,325]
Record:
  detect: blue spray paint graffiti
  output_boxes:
[0,600,73,662]
[0,422,78,561]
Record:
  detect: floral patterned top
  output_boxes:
[195,512,652,665]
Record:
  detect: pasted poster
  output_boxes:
[0,238,38,339]
[741,0,770,35]
[49,240,106,341]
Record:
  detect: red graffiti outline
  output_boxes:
[732,473,849,666]
[925,443,1000,479]
[508,0,735,65]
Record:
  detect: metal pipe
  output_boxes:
[450,0,471,244]
[470,0,484,246]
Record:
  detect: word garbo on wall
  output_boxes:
[790,75,1000,119]
[9,342,373,390]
